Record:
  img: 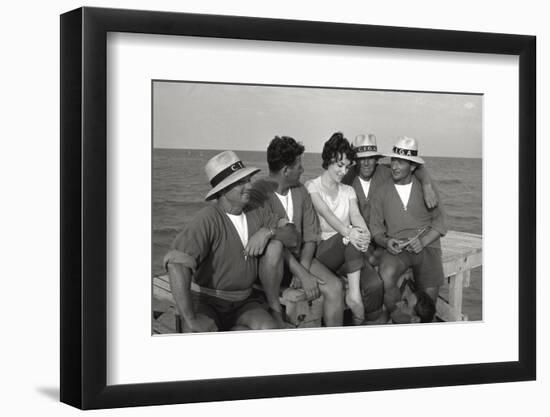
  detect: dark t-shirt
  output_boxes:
[248,177,320,257]
[342,164,392,224]
[170,204,279,291]
[369,178,447,248]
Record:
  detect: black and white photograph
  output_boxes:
[2,0,546,413]
[152,80,483,334]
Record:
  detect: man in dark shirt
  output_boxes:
[249,136,345,327]
[342,133,438,322]
[369,137,447,316]
[164,151,297,332]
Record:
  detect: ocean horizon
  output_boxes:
[153,148,482,320]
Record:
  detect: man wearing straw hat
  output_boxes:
[164,150,298,332]
[342,133,438,322]
[369,136,447,317]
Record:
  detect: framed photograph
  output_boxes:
[60,6,536,409]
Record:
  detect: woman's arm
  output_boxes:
[348,198,370,251]
[349,197,368,230]
[309,192,351,238]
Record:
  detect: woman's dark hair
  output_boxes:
[413,291,436,323]
[321,132,355,170]
[267,136,305,173]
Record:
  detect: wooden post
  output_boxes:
[448,270,470,320]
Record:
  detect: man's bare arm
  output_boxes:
[413,165,438,209]
[299,241,316,271]
[167,263,217,332]
[244,223,298,257]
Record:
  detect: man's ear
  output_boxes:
[411,163,418,173]
[282,165,290,177]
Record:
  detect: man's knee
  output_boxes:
[321,276,344,299]
[255,316,279,330]
[260,240,284,273]
[262,240,283,263]
[259,321,278,330]
[378,264,399,288]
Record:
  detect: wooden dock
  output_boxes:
[153,230,482,332]
[436,230,482,321]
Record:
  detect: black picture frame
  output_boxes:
[60,6,536,410]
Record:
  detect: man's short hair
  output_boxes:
[267,136,305,173]
[321,132,355,170]
[413,291,436,323]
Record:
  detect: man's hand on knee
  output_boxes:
[299,274,321,300]
[387,238,403,255]
[245,228,273,257]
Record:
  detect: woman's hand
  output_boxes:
[349,227,370,252]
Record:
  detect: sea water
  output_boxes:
[153,148,482,320]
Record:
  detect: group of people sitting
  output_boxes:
[163,132,447,332]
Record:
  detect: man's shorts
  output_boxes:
[380,246,445,290]
[315,233,364,274]
[190,289,269,331]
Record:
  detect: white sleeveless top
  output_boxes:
[306,176,357,240]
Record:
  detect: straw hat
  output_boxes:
[384,136,425,164]
[353,134,383,158]
[204,151,260,201]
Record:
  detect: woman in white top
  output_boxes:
[306,133,371,325]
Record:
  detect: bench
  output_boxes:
[153,230,482,332]
[152,275,324,332]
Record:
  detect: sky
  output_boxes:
[153,81,482,158]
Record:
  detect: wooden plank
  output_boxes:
[442,252,482,278]
[153,316,177,334]
[153,276,175,304]
[280,289,324,327]
[436,297,466,322]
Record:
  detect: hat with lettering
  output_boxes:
[204,150,260,201]
[353,134,383,158]
[384,136,425,164]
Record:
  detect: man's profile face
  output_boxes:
[390,157,415,184]
[285,155,304,186]
[357,156,378,180]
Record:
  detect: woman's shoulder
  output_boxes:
[339,182,356,197]
[304,176,322,192]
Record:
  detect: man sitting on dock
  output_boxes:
[342,133,438,322]
[248,136,345,326]
[163,150,297,332]
[369,137,447,318]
